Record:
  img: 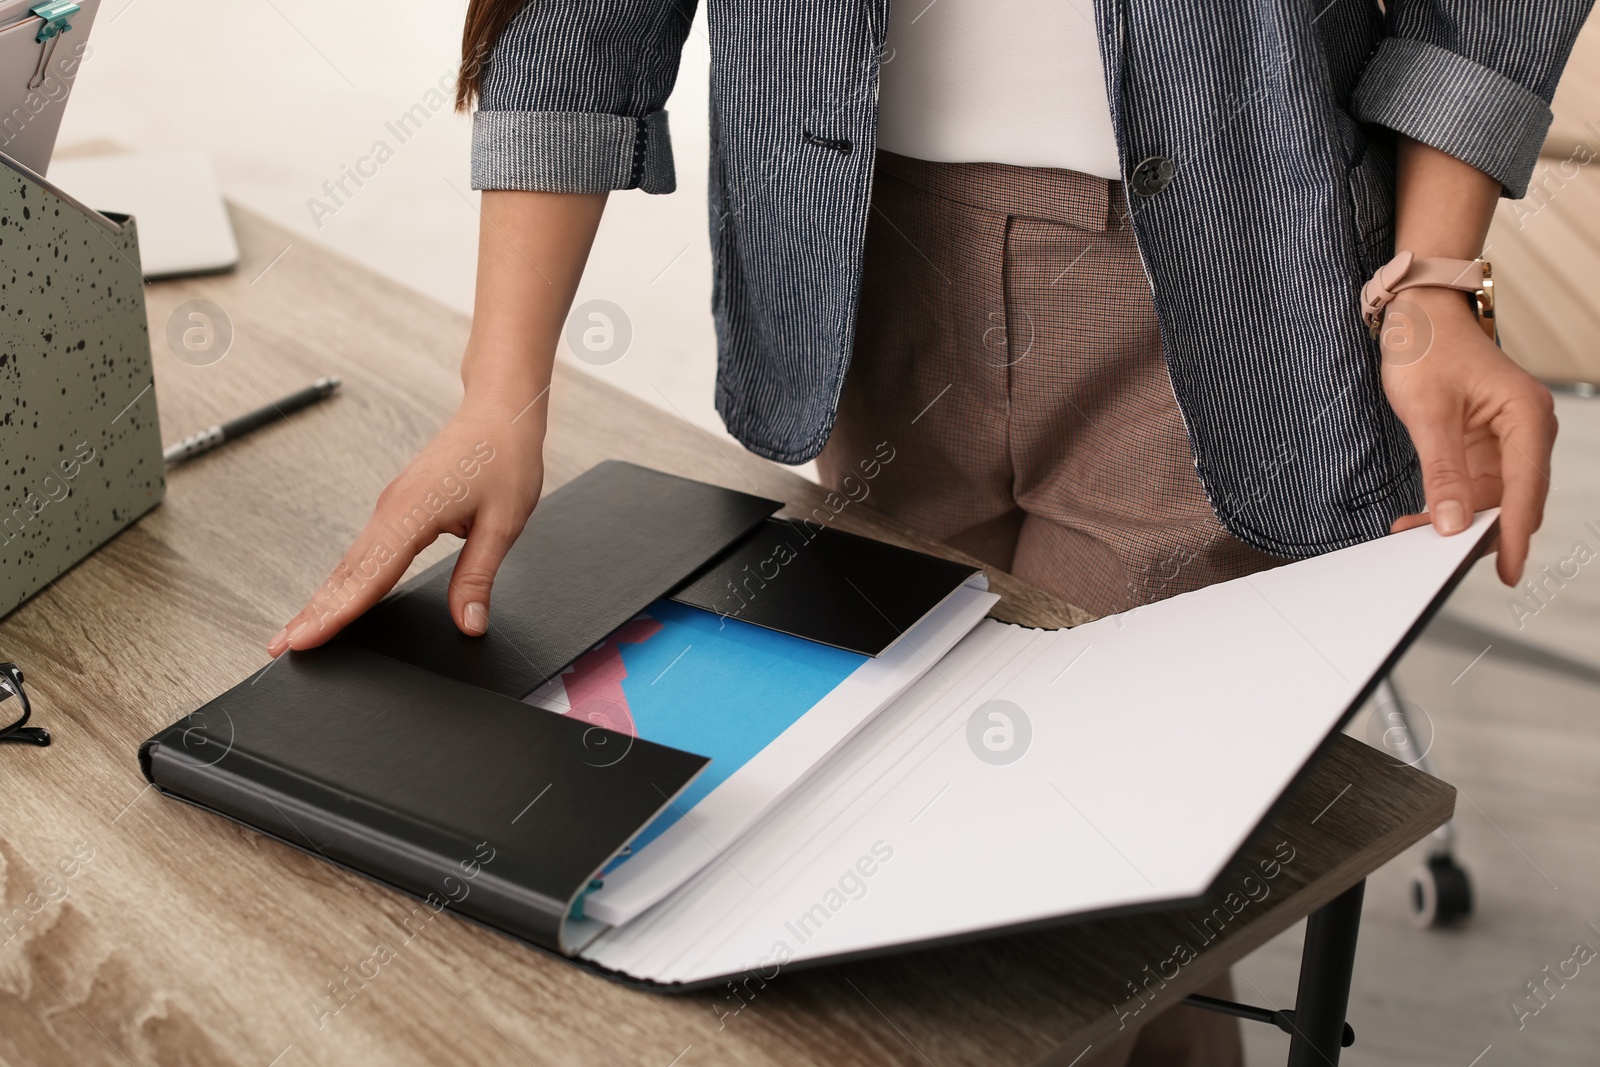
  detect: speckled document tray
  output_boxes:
[0,150,165,618]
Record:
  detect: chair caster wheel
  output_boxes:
[1409,854,1472,928]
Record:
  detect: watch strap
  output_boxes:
[1361,250,1489,333]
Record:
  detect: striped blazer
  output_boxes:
[471,0,1591,558]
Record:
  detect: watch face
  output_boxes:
[1474,261,1495,341]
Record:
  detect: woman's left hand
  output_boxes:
[1379,285,1557,586]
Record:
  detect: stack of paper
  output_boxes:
[525,578,999,923]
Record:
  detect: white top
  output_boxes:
[875,0,1123,180]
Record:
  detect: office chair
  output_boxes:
[1377,614,1600,928]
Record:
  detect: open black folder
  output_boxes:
[140,462,985,963]
[142,461,1495,990]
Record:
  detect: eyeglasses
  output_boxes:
[1,662,50,746]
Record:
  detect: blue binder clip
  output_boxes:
[28,1,79,89]
[30,1,77,40]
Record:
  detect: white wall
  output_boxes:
[58,0,729,440]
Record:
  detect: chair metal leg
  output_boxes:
[1373,676,1474,926]
[1372,677,1452,856]
[1426,612,1600,691]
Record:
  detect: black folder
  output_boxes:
[142,460,1491,991]
[141,461,981,959]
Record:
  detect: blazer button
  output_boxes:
[1130,156,1175,197]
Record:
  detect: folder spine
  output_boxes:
[141,731,578,951]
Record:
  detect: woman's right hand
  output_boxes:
[267,393,546,655]
[265,188,609,656]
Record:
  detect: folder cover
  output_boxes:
[670,517,984,655]
[141,642,710,953]
[339,460,785,697]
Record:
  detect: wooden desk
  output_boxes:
[0,209,1453,1067]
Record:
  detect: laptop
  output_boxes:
[48,149,241,278]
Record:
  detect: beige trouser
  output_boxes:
[819,151,1280,619]
[819,150,1277,1064]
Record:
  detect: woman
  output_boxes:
[269,1,1584,1061]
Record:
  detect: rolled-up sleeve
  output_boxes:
[1352,2,1594,198]
[471,1,694,195]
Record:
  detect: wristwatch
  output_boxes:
[1360,250,1496,342]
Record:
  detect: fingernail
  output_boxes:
[267,627,288,654]
[1435,500,1467,535]
[463,602,488,635]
